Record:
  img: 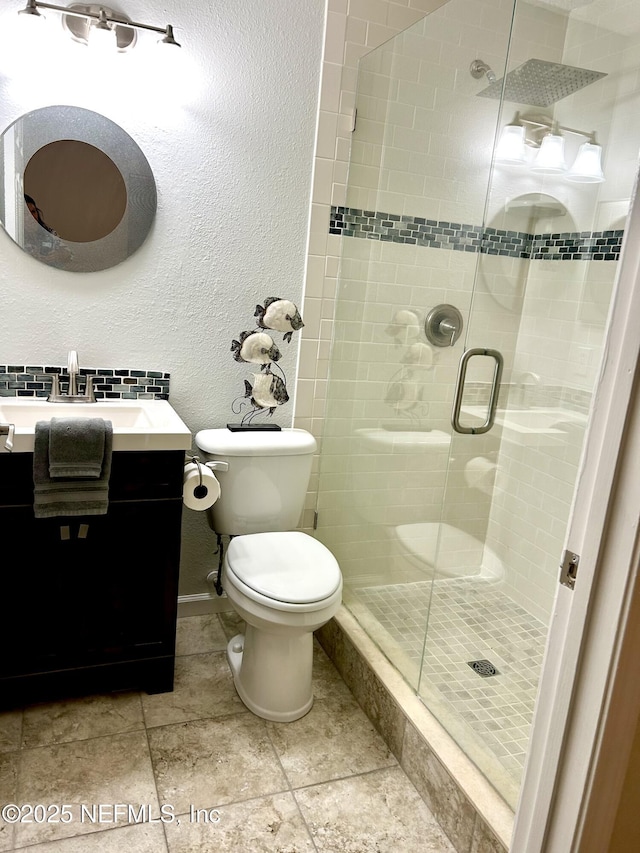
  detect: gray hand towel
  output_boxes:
[33,419,113,518]
[49,417,106,479]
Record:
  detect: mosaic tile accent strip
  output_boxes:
[330,206,623,261]
[0,365,170,401]
[357,578,546,780]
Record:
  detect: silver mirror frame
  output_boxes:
[0,105,157,272]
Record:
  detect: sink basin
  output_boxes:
[461,405,587,445]
[0,398,192,453]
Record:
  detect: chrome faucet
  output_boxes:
[0,423,14,452]
[67,349,79,397]
[48,350,97,403]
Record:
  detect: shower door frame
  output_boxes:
[513,180,640,851]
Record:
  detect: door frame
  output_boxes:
[511,179,640,851]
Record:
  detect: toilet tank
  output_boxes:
[194,428,317,535]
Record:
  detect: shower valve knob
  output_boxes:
[425,304,464,347]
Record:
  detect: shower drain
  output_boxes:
[467,659,500,678]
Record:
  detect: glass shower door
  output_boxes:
[317,0,630,810]
[318,0,516,648]
[317,0,517,781]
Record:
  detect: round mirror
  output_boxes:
[0,106,156,272]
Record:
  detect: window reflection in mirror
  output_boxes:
[24,140,127,243]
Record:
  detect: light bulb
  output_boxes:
[89,13,115,53]
[495,124,527,165]
[17,0,46,35]
[566,142,605,183]
[531,133,567,174]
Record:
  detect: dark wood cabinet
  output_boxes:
[0,450,184,707]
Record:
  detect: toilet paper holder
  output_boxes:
[183,456,224,509]
[187,455,229,492]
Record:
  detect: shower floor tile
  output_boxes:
[357,579,547,780]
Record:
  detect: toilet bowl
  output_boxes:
[194,427,343,722]
[223,531,342,722]
[394,522,504,582]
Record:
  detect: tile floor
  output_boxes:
[0,613,456,852]
[358,578,546,781]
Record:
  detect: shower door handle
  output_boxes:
[451,347,504,434]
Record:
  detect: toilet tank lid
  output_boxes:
[195,427,317,457]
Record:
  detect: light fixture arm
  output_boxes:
[555,125,597,144]
[19,0,180,45]
[511,112,597,146]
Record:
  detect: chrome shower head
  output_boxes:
[470,59,497,84]
[476,58,606,107]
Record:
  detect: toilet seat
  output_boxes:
[225,531,341,607]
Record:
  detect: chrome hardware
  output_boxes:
[48,351,97,403]
[425,304,464,347]
[68,349,79,397]
[470,59,497,83]
[451,347,504,434]
[0,422,15,452]
[560,550,580,590]
[188,455,205,490]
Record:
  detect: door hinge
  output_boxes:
[560,550,580,590]
[351,108,357,132]
[313,510,318,530]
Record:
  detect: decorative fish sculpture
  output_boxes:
[254,297,304,343]
[231,330,281,366]
[401,342,434,368]
[384,379,420,411]
[244,372,290,413]
[385,309,421,344]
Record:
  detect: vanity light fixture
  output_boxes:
[496,112,605,183]
[18,0,181,51]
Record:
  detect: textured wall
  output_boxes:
[0,0,325,595]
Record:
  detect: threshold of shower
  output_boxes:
[316,606,513,853]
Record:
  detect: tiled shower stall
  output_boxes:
[295,0,640,835]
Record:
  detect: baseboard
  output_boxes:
[177,592,233,618]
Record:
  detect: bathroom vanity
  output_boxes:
[0,398,191,708]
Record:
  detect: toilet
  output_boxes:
[194,427,342,722]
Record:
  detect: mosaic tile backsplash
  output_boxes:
[0,365,170,400]
[330,206,623,261]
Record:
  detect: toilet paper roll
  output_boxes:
[183,461,221,511]
[464,456,496,495]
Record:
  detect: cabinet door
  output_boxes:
[0,500,182,677]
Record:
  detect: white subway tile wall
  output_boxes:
[300,0,639,816]
[298,0,635,624]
